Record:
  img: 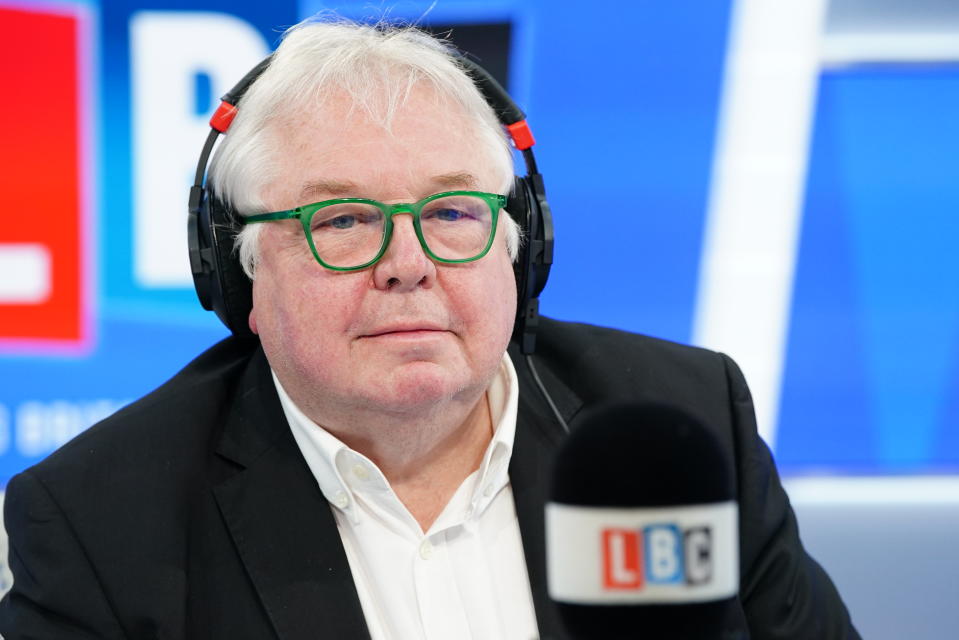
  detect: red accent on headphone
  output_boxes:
[507,120,535,150]
[210,101,238,133]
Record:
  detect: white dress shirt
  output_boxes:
[276,355,540,640]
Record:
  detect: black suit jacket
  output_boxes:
[0,318,859,639]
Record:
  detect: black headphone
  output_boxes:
[188,53,553,354]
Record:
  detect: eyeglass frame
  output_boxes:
[241,190,508,271]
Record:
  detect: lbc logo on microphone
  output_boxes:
[602,525,713,590]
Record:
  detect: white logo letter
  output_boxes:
[130,11,268,287]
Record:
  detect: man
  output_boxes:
[0,17,859,640]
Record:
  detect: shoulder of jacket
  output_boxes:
[536,316,722,367]
[24,336,261,482]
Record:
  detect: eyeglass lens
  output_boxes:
[307,194,494,268]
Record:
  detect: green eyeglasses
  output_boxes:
[242,190,507,271]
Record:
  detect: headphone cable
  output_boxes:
[524,353,570,434]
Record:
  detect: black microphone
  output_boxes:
[546,403,741,639]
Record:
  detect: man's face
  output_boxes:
[250,86,517,422]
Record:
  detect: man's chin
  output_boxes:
[369,360,476,412]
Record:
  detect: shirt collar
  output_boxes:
[276,353,520,526]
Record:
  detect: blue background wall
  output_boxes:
[1,0,957,481]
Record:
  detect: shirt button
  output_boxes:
[419,539,433,560]
[352,463,370,480]
[333,491,349,509]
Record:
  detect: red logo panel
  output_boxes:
[0,6,86,343]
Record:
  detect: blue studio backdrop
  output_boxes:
[1,0,958,485]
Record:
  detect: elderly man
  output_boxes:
[0,17,858,640]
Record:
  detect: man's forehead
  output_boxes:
[298,171,481,200]
[263,85,503,207]
[280,82,475,138]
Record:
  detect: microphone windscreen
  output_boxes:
[547,403,739,640]
[551,403,734,507]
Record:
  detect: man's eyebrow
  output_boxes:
[298,173,479,202]
[430,172,478,190]
[299,179,360,200]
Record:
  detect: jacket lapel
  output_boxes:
[212,348,371,640]
[510,348,582,640]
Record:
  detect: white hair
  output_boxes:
[207,16,521,278]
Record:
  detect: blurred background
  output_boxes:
[1,0,957,636]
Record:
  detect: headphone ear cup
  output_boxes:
[510,173,553,353]
[510,175,532,309]
[188,186,215,314]
[512,175,553,301]
[206,195,255,337]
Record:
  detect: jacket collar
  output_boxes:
[212,346,372,640]
[509,345,582,640]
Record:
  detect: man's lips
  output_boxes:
[360,324,448,338]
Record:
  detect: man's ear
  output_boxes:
[248,307,259,335]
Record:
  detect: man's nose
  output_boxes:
[371,212,436,291]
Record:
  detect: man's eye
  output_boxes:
[427,208,469,222]
[327,215,357,229]
[313,210,379,231]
